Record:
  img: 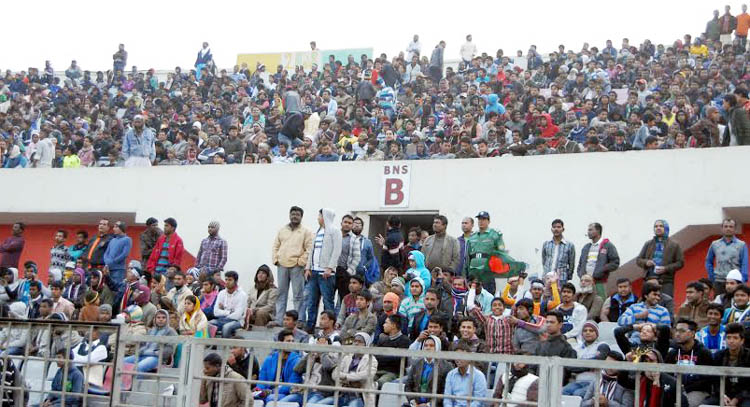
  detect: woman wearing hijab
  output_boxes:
[88,269,114,309]
[179,295,209,337]
[332,332,379,407]
[404,335,453,407]
[124,309,177,373]
[635,219,684,297]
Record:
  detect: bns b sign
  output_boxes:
[381,164,411,208]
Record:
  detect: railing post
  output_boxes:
[112,331,127,407]
[536,359,549,407]
[185,342,203,407]
[547,357,564,407]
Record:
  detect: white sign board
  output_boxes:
[380,163,411,208]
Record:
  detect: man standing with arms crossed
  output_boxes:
[706,219,748,296]
[270,206,312,328]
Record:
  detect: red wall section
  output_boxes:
[633,225,749,307]
[0,224,195,280]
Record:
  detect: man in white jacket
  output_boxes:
[210,271,248,338]
[304,208,342,332]
[555,282,588,343]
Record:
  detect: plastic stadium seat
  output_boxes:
[264,402,299,407]
[597,322,619,344]
[379,382,407,407]
[561,395,582,407]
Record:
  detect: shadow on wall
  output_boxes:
[0,224,195,280]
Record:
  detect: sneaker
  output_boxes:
[266,321,281,328]
[161,384,175,396]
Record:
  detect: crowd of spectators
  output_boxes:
[0,203,749,406]
[2,7,750,169]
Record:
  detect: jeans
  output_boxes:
[210,317,242,338]
[109,268,125,294]
[124,355,160,373]
[306,392,334,404]
[338,393,364,407]
[276,265,305,324]
[305,270,336,330]
[562,380,592,397]
[277,133,302,148]
[2,346,25,356]
[264,392,302,405]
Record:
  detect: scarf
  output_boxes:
[383,292,400,316]
[185,297,202,326]
[451,286,468,315]
[149,310,172,336]
[600,375,618,400]
[201,289,218,310]
[638,375,662,407]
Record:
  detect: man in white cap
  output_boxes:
[195,221,228,276]
[714,269,745,309]
[122,114,155,167]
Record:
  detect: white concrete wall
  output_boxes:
[2,147,750,289]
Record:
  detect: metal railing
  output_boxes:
[3,322,750,407]
[0,318,121,407]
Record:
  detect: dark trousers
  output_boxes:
[335,266,350,313]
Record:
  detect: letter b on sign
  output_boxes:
[384,179,404,205]
[381,164,410,208]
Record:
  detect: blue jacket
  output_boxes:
[258,351,302,394]
[103,234,132,271]
[49,366,84,407]
[357,236,376,276]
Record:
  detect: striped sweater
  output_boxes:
[617,302,671,326]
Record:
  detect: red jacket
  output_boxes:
[147,232,185,272]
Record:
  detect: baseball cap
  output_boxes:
[475,211,490,219]
[65,261,76,269]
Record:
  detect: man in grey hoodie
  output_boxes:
[304,209,342,332]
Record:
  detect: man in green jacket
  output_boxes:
[463,211,526,295]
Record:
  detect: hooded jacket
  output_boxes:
[399,277,426,329]
[635,220,684,285]
[404,335,453,407]
[485,94,506,116]
[307,208,342,272]
[405,251,432,297]
[248,269,278,317]
[257,349,302,395]
[333,332,378,407]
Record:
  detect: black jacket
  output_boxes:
[665,341,716,393]
[712,347,750,400]
[375,333,410,374]
[404,358,454,407]
[85,234,112,267]
[280,112,305,140]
